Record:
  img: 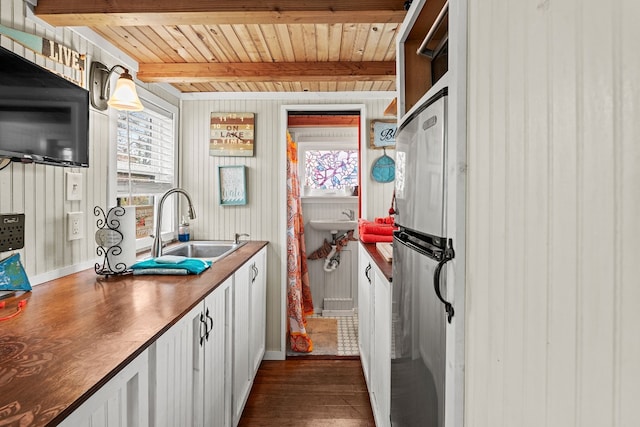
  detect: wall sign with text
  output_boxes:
[218,165,247,206]
[0,24,85,86]
[369,119,397,149]
[210,112,255,157]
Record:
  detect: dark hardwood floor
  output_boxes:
[239,359,375,426]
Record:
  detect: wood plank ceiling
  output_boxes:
[34,0,408,93]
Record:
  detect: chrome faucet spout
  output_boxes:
[234,233,250,244]
[341,209,355,220]
[151,188,196,258]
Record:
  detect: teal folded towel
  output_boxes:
[131,257,211,275]
[154,255,188,264]
[133,268,189,276]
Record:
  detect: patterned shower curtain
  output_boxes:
[286,131,314,353]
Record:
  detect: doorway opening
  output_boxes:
[280,104,367,359]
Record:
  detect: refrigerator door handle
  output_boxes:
[394,230,444,260]
[433,238,455,323]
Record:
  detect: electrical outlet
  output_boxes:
[67,212,84,241]
[66,172,83,201]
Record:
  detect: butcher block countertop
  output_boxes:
[0,241,267,426]
[361,241,393,282]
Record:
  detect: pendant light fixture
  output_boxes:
[89,61,144,112]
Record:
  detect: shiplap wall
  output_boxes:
[0,0,111,280]
[466,1,640,426]
[180,97,394,353]
[0,0,179,282]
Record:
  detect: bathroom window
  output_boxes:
[298,138,359,196]
[303,150,358,189]
[114,89,178,248]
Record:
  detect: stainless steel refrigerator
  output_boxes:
[391,88,454,427]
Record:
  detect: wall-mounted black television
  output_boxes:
[0,45,89,167]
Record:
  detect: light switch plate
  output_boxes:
[67,212,84,240]
[66,172,83,201]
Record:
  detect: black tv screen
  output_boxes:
[0,45,89,167]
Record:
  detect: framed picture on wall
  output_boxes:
[218,165,247,205]
[369,119,397,149]
[210,112,255,157]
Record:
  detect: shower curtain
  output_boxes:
[286,131,314,353]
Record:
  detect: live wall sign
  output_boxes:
[0,24,86,86]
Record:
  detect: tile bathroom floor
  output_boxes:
[311,314,359,356]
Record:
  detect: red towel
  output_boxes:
[358,219,396,236]
[360,233,394,243]
[374,216,395,225]
[361,224,395,235]
[358,219,396,243]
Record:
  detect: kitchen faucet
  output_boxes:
[341,209,355,220]
[234,233,250,244]
[151,188,196,258]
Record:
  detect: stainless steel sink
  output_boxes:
[162,240,247,261]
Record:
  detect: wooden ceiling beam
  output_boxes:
[136,61,396,83]
[34,0,407,26]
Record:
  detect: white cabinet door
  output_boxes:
[153,277,233,427]
[203,278,232,427]
[233,249,268,426]
[153,303,201,427]
[372,268,392,427]
[249,247,267,375]
[358,243,392,427]
[358,244,373,384]
[59,350,149,427]
[232,260,252,426]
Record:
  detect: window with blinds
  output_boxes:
[116,102,177,242]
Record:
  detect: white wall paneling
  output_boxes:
[466,0,640,426]
[0,0,104,280]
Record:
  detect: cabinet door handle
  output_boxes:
[205,307,213,341]
[199,312,207,346]
[365,263,372,284]
[251,264,258,283]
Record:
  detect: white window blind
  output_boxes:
[115,99,177,245]
[116,105,175,197]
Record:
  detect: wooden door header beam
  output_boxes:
[136,61,396,83]
[34,0,408,26]
[288,116,360,127]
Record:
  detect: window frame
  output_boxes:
[108,85,179,251]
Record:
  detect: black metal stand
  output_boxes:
[94,206,130,276]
